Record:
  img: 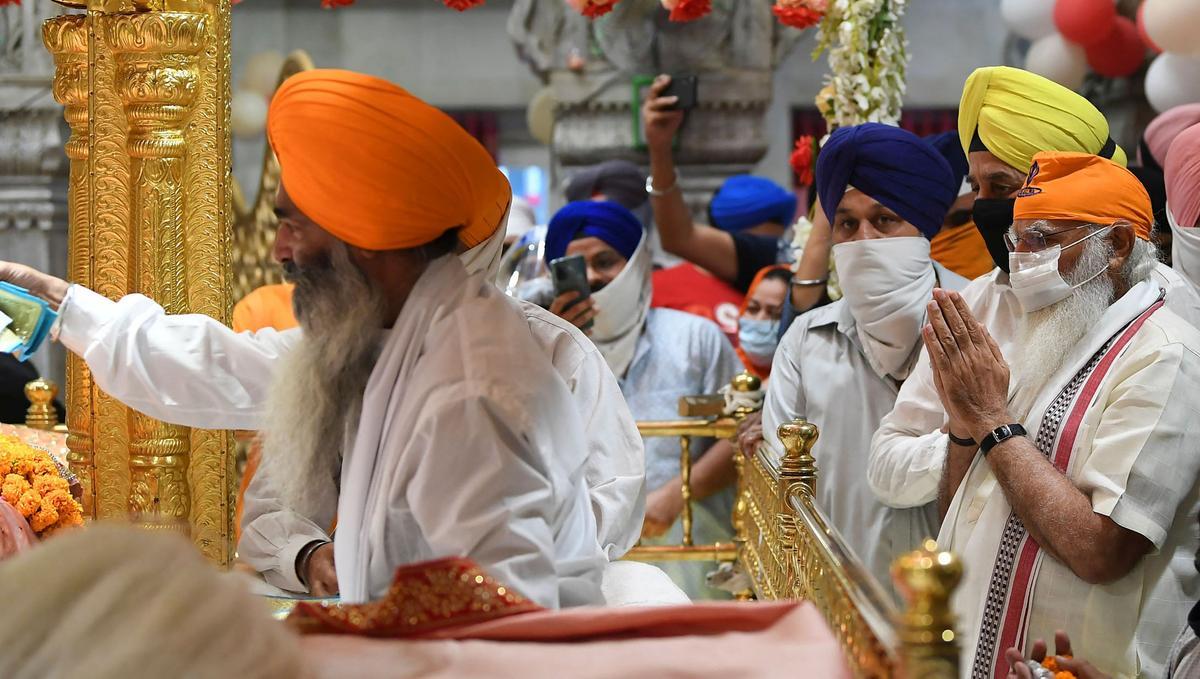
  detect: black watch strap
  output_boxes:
[947,431,977,447]
[980,423,1026,456]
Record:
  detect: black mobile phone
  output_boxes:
[662,75,698,111]
[549,254,593,330]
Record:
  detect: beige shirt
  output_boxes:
[940,281,1200,679]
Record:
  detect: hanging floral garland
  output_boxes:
[812,0,908,128]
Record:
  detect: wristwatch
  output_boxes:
[979,423,1027,456]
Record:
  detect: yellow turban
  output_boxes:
[958,66,1127,173]
[1014,152,1151,240]
[267,69,511,251]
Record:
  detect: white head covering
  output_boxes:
[590,234,652,377]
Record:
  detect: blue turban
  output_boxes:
[816,123,957,239]
[708,175,797,232]
[545,200,643,264]
[926,130,970,192]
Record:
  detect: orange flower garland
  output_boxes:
[773,0,825,30]
[0,435,82,537]
[664,0,710,22]
[790,134,817,187]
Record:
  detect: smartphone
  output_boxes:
[548,254,593,331]
[661,75,698,111]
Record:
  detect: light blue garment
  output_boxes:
[619,308,743,598]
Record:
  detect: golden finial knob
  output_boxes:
[893,539,962,677]
[24,378,59,431]
[777,419,818,500]
[731,371,762,393]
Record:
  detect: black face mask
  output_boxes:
[971,198,1015,273]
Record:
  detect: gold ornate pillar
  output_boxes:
[43,0,235,564]
[43,12,96,516]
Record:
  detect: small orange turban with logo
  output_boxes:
[267,69,511,251]
[1013,152,1152,240]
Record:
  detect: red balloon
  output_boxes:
[1087,16,1146,78]
[1136,2,1161,53]
[1054,0,1117,46]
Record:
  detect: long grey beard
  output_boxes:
[259,242,385,519]
[1009,238,1116,421]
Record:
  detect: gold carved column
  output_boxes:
[44,13,96,517]
[43,0,236,565]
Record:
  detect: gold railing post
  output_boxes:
[894,539,962,679]
[24,379,60,430]
[44,12,95,514]
[678,435,693,547]
[776,419,818,597]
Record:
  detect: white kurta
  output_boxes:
[940,280,1200,679]
[762,262,966,598]
[868,263,1200,510]
[54,277,643,563]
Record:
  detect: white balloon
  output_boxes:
[1024,33,1088,91]
[1145,53,1200,113]
[1001,0,1056,41]
[240,51,286,99]
[231,90,269,139]
[526,87,556,146]
[1143,0,1200,57]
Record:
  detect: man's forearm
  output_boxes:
[986,437,1146,583]
[687,439,737,500]
[646,143,739,282]
[790,206,831,313]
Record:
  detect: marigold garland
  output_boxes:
[666,0,710,23]
[789,135,816,187]
[773,0,825,30]
[1041,656,1076,679]
[0,435,82,538]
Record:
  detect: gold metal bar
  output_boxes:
[635,420,738,439]
[679,435,693,547]
[624,543,738,562]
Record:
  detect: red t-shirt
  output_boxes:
[651,264,743,347]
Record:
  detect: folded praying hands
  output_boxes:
[922,288,1013,444]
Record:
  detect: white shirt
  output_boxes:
[868,263,1200,510]
[940,280,1200,678]
[763,261,965,597]
[55,280,644,562]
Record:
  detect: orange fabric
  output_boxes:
[267,69,511,251]
[232,284,298,334]
[735,265,791,380]
[930,221,994,279]
[1013,151,1152,240]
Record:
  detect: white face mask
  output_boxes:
[1007,227,1111,313]
[832,236,936,380]
[590,236,652,377]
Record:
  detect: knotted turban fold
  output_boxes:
[545,201,644,264]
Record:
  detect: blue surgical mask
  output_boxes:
[738,317,780,366]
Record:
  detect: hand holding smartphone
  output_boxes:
[549,254,594,332]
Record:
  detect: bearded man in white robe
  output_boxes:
[927,152,1200,678]
[2,70,613,607]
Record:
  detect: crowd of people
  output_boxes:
[5,60,1200,678]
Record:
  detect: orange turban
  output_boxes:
[267,69,511,251]
[1013,152,1152,240]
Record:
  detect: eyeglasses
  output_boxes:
[1004,223,1113,253]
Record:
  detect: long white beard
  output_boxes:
[258,242,385,518]
[1009,238,1115,421]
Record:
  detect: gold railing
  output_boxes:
[740,419,962,678]
[625,372,760,563]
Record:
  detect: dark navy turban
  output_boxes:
[926,130,970,193]
[816,123,957,239]
[545,200,643,263]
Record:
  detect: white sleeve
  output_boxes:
[237,462,334,593]
[55,285,298,430]
[568,351,645,560]
[867,349,949,508]
[406,393,565,609]
[762,324,807,463]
